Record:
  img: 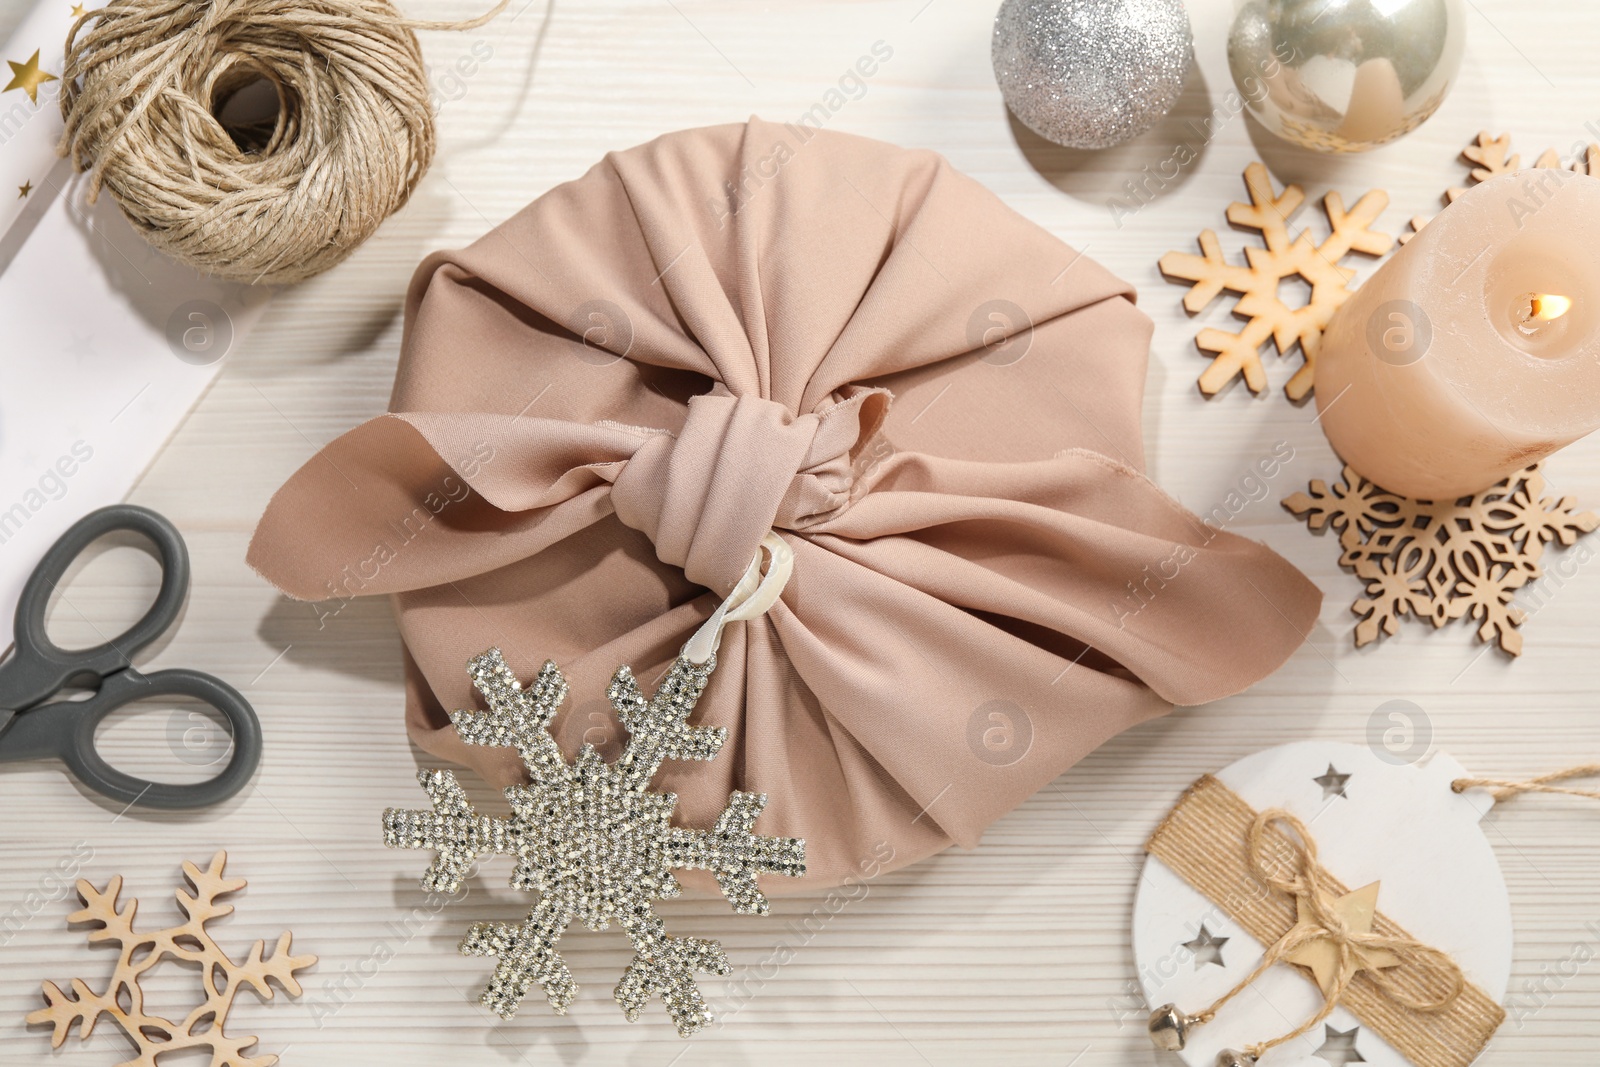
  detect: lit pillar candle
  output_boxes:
[1315,168,1600,499]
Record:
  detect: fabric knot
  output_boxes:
[610,385,890,594]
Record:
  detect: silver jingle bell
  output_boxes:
[1227,0,1465,152]
[1147,1003,1195,1051]
[1214,1051,1258,1067]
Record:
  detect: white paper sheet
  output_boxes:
[0,3,271,651]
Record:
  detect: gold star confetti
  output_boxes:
[17,180,32,199]
[4,50,57,104]
[70,4,87,16]
[1284,881,1402,995]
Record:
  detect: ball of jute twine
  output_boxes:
[58,0,505,285]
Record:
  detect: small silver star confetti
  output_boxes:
[1183,924,1230,969]
[384,648,806,1037]
[1314,763,1352,800]
[1314,1023,1366,1066]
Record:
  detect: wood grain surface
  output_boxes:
[3,2,1600,1065]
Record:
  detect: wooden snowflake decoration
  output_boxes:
[27,852,316,1067]
[1283,465,1599,655]
[1404,131,1600,242]
[1159,162,1394,401]
[383,648,806,1037]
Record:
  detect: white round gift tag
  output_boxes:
[1132,741,1512,1066]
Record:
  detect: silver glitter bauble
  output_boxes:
[992,0,1193,150]
[1228,0,1465,153]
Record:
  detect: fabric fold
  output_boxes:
[249,118,1321,889]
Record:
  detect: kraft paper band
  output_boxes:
[1145,774,1505,1067]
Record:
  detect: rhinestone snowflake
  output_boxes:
[27,852,315,1067]
[383,648,806,1037]
[1283,464,1598,655]
[1160,162,1394,401]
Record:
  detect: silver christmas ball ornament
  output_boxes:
[1228,0,1466,153]
[993,0,1193,150]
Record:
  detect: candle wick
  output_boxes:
[1516,292,1573,333]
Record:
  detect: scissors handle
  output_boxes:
[5,505,189,708]
[0,667,261,809]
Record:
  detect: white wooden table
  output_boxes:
[4,1,1600,1064]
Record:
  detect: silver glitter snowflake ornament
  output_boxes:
[382,646,806,1037]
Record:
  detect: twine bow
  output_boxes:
[1192,808,1466,1059]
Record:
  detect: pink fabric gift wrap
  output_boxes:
[249,119,1320,889]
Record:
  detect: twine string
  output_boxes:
[1188,809,1466,1059]
[57,0,508,285]
[1453,764,1600,802]
[401,0,509,31]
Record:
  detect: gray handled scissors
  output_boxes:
[0,505,261,809]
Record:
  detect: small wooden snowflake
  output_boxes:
[27,852,315,1067]
[1165,136,1600,401]
[1283,465,1599,656]
[1404,131,1600,243]
[1159,162,1394,401]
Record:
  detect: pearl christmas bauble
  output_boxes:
[1228,0,1466,153]
[992,0,1193,150]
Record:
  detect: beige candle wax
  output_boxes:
[1316,168,1600,499]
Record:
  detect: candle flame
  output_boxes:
[1531,293,1573,322]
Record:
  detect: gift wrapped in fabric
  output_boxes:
[249,119,1320,889]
